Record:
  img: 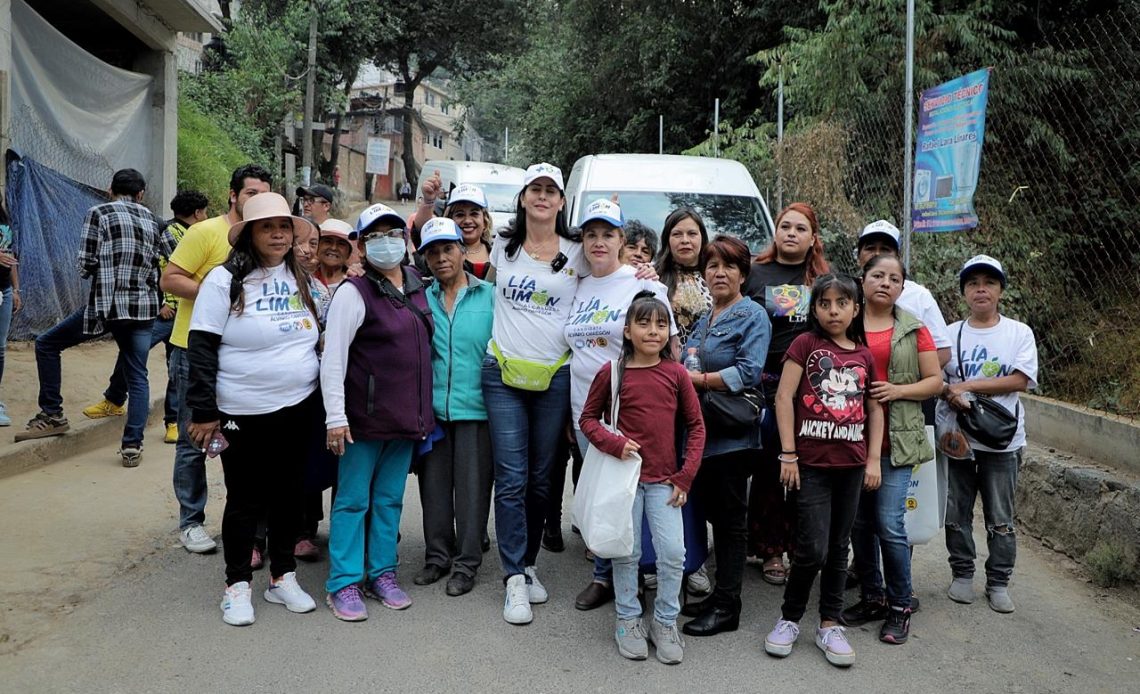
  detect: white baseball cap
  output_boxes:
[418,217,463,250]
[579,199,624,228]
[523,162,564,191]
[858,219,901,248]
[447,183,488,209]
[959,254,1007,290]
[319,218,357,241]
[356,203,406,235]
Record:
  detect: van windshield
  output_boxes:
[577,191,772,250]
[479,183,522,213]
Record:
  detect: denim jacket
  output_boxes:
[683,297,772,457]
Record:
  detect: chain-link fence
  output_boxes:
[753,4,1140,418]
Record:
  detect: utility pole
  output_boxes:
[713,98,720,157]
[902,0,916,267]
[659,115,663,154]
[504,127,509,164]
[777,60,785,211]
[300,0,318,186]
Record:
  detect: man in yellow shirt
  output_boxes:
[160,164,271,554]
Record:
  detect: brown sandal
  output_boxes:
[761,557,787,585]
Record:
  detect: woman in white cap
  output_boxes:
[564,198,676,613]
[941,254,1037,614]
[414,217,495,597]
[185,192,321,626]
[415,175,495,280]
[322,203,435,621]
[483,162,588,625]
[314,219,356,294]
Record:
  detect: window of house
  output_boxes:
[425,91,436,107]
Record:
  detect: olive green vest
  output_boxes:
[886,309,936,466]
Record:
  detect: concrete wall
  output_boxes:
[1023,394,1140,476]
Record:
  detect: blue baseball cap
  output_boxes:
[418,217,463,250]
[356,203,406,235]
[959,254,1007,292]
[580,199,624,228]
[447,183,488,209]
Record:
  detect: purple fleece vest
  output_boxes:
[342,267,435,440]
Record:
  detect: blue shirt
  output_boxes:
[427,273,494,421]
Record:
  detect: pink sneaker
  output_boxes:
[326,584,368,621]
[365,571,412,610]
[294,539,320,561]
[250,547,264,571]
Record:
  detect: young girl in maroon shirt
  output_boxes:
[580,292,706,664]
[763,274,884,668]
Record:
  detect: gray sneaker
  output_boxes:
[947,577,975,604]
[120,445,142,468]
[985,585,1015,613]
[615,618,648,660]
[648,618,685,664]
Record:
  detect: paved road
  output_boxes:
[0,440,1137,693]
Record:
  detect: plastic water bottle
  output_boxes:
[684,347,701,372]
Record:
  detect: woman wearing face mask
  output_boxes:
[743,202,830,587]
[564,199,676,612]
[321,203,435,622]
[655,208,711,343]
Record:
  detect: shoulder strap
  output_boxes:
[956,322,965,381]
[610,360,621,428]
[370,269,434,340]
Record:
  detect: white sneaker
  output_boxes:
[503,574,533,625]
[179,524,217,553]
[524,565,548,604]
[686,565,711,595]
[221,581,255,626]
[264,571,316,613]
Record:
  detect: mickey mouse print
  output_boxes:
[785,332,877,468]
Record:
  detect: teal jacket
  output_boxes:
[427,272,494,421]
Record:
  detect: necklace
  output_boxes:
[526,236,557,260]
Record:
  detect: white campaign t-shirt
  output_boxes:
[944,315,1038,452]
[190,263,320,415]
[563,265,677,428]
[899,279,951,349]
[489,234,589,364]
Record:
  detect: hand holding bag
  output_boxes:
[571,361,642,559]
[953,323,1019,450]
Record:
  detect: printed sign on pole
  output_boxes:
[912,68,990,233]
[366,137,391,176]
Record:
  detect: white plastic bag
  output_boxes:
[935,399,974,461]
[905,426,942,545]
[571,361,642,559]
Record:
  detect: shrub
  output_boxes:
[1085,542,1138,588]
[177,96,253,216]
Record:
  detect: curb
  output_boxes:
[0,394,168,480]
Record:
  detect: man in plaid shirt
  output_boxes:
[16,169,177,468]
[80,190,208,445]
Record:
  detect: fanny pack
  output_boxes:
[490,340,569,392]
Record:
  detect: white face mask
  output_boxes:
[365,236,405,270]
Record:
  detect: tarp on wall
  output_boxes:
[10,0,155,191]
[5,153,107,340]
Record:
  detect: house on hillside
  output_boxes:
[331,65,487,202]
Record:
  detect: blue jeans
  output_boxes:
[613,482,685,625]
[326,438,414,594]
[482,356,570,580]
[0,287,13,391]
[104,316,176,424]
[850,456,913,608]
[945,448,1020,587]
[169,347,208,529]
[34,308,152,446]
[575,429,613,583]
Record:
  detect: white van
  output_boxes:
[565,154,774,250]
[416,160,527,232]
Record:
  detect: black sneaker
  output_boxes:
[879,607,911,644]
[541,525,565,552]
[839,597,888,626]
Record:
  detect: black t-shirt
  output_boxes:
[744,260,811,400]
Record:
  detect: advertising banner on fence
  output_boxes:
[912,68,990,233]
[366,137,391,176]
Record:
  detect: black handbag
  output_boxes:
[700,388,765,433]
[954,323,1019,449]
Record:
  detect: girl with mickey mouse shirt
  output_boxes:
[763,274,884,669]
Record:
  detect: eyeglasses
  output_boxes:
[361,230,405,242]
[302,197,329,206]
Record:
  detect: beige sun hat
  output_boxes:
[227,192,315,246]
[319,218,357,241]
